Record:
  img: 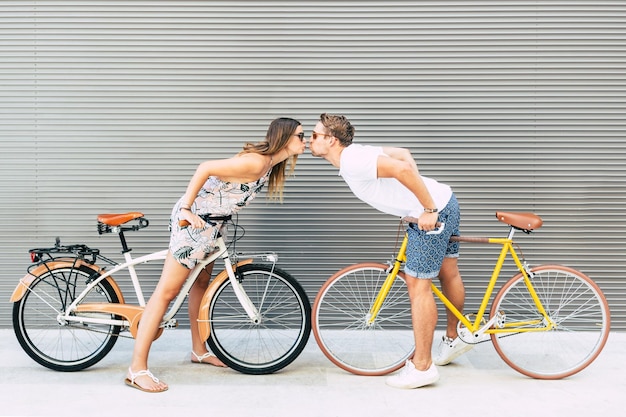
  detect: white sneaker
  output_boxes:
[385,361,439,389]
[433,328,477,366]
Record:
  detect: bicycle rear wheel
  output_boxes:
[12,265,121,371]
[207,264,311,375]
[491,265,610,379]
[312,263,414,376]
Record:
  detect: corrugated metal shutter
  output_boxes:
[1,1,624,331]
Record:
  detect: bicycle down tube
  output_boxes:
[69,238,260,335]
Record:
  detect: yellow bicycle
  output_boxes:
[312,211,610,379]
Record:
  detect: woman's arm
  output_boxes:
[180,154,267,206]
[178,154,267,228]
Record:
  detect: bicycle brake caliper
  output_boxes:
[522,262,534,279]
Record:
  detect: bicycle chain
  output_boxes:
[64,322,134,339]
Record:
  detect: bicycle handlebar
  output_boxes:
[179,214,232,228]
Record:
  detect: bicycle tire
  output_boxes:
[207,263,311,375]
[490,264,610,379]
[312,263,414,376]
[12,265,122,371]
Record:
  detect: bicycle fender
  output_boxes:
[197,259,253,342]
[9,259,124,304]
[10,274,37,302]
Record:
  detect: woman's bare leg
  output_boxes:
[188,263,226,366]
[127,252,190,391]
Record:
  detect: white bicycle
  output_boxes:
[11,211,311,375]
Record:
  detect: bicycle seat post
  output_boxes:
[114,223,147,305]
[117,229,132,254]
[506,227,517,240]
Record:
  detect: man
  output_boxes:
[309,113,473,389]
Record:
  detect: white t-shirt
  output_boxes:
[339,144,452,218]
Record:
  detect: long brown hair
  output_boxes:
[240,117,301,200]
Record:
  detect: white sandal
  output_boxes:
[191,350,227,367]
[124,368,168,393]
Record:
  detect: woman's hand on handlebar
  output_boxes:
[178,209,205,229]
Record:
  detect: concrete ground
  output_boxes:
[0,329,624,417]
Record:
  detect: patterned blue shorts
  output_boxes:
[404,194,460,279]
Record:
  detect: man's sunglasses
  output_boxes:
[311,131,332,140]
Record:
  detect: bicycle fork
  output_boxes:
[222,254,261,323]
[197,244,281,342]
[367,237,409,326]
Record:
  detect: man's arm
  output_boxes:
[381,147,419,174]
[377,147,439,230]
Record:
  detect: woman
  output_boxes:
[125,117,306,392]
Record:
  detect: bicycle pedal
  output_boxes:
[458,313,490,344]
[163,319,178,329]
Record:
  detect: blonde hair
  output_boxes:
[241,117,301,201]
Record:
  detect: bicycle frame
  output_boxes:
[368,230,555,335]
[62,236,263,339]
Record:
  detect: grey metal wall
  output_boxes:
[1,1,625,330]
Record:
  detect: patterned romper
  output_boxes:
[169,169,271,269]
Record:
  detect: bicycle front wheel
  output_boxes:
[207,264,311,375]
[491,265,610,379]
[12,265,121,371]
[312,263,414,376]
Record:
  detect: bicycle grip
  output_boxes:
[426,222,445,235]
[178,214,230,229]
